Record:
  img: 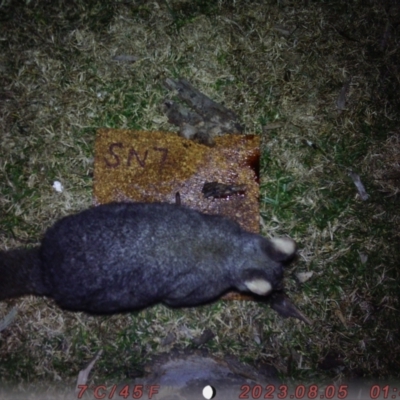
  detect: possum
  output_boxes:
[0,202,296,314]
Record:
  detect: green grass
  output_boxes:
[0,0,399,389]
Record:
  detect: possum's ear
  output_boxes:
[264,237,296,263]
[244,279,273,295]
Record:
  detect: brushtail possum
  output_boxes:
[0,202,296,314]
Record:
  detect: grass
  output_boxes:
[0,0,399,394]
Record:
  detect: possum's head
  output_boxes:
[237,236,296,296]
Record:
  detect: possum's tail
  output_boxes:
[0,247,48,301]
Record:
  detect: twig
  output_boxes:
[349,171,369,201]
[75,350,103,395]
[0,308,17,332]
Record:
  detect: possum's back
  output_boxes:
[39,202,245,313]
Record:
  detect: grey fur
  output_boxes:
[0,202,296,314]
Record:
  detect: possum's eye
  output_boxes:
[265,237,297,263]
[244,279,272,295]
